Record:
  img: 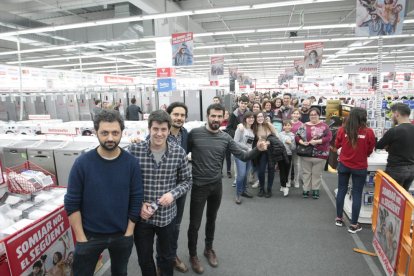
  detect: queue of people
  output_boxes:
[63,92,414,275]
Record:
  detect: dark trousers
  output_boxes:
[336,162,367,225]
[258,152,275,192]
[278,156,292,188]
[156,193,187,264]
[134,221,175,276]
[188,181,222,257]
[385,165,414,191]
[73,234,133,276]
[222,150,231,172]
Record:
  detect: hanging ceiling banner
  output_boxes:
[304,42,323,69]
[211,56,224,76]
[172,32,194,66]
[294,59,305,76]
[344,64,395,73]
[356,0,406,36]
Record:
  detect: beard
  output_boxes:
[172,120,184,128]
[208,120,220,130]
[100,140,120,151]
[302,107,309,113]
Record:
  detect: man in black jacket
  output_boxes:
[126,98,143,121]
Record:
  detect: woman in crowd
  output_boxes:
[251,102,262,113]
[296,108,332,199]
[254,111,278,198]
[291,98,299,108]
[272,97,283,132]
[289,108,303,188]
[335,107,375,233]
[233,111,256,204]
[262,100,274,122]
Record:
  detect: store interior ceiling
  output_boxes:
[0,0,413,80]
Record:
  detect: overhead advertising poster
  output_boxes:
[229,67,238,81]
[211,56,224,76]
[356,0,406,36]
[373,177,406,276]
[294,59,305,76]
[172,32,194,67]
[304,42,323,69]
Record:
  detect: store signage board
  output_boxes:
[4,207,75,276]
[172,32,194,67]
[373,177,406,276]
[211,56,224,76]
[103,75,134,84]
[41,126,77,135]
[28,115,51,120]
[156,68,176,78]
[157,78,176,92]
[344,64,395,74]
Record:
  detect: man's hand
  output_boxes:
[140,202,154,220]
[158,192,174,207]
[130,137,142,143]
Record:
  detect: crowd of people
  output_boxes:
[63,91,414,275]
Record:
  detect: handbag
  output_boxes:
[296,144,314,157]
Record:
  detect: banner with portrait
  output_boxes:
[294,59,305,76]
[356,0,406,36]
[210,56,224,76]
[304,42,323,69]
[172,32,194,66]
[229,67,238,81]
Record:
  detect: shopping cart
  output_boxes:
[6,161,57,194]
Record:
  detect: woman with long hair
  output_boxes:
[233,111,256,204]
[296,108,332,199]
[271,98,283,132]
[335,107,375,233]
[254,111,278,197]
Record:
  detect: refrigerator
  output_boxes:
[201,89,220,121]
[67,94,80,121]
[0,139,18,170]
[55,95,70,122]
[54,141,98,186]
[77,94,92,121]
[170,90,185,104]
[185,90,202,121]
[3,140,42,168]
[34,96,47,114]
[27,140,67,177]
[23,97,36,118]
[45,95,58,119]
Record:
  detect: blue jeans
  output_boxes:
[235,158,251,196]
[134,221,175,276]
[73,233,133,276]
[258,152,275,192]
[385,165,414,191]
[336,162,367,225]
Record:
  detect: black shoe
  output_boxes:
[241,191,253,198]
[227,171,232,178]
[258,190,264,197]
[265,191,272,198]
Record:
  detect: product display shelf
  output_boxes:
[343,151,388,224]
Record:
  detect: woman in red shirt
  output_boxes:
[335,107,376,234]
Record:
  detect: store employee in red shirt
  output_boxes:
[335,107,376,234]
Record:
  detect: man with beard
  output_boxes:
[300,99,311,123]
[129,110,192,276]
[64,110,143,275]
[377,103,414,191]
[187,104,268,274]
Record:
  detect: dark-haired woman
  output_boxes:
[335,107,375,233]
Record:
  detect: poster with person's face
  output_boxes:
[211,56,224,76]
[304,42,323,69]
[172,32,194,66]
[294,59,305,76]
[229,67,238,81]
[356,0,406,36]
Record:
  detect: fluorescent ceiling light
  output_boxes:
[193,6,251,15]
[252,0,345,9]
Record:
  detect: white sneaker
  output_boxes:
[286,181,291,188]
[252,180,259,188]
[280,187,284,192]
[283,187,289,197]
[294,182,300,188]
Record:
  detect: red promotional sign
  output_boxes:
[104,75,134,84]
[373,177,406,276]
[156,68,176,78]
[210,80,219,86]
[172,32,193,45]
[5,207,75,276]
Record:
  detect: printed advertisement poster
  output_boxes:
[294,59,305,76]
[5,208,75,276]
[356,0,406,36]
[229,67,238,81]
[211,56,224,76]
[304,42,323,69]
[172,32,194,66]
[373,177,406,276]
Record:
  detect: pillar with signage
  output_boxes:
[155,39,174,110]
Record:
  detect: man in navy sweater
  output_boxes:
[64,110,143,276]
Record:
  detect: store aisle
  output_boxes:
[99,171,385,276]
